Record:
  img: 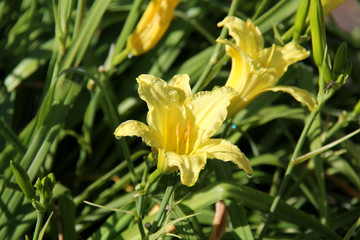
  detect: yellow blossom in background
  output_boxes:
[217,17,316,117]
[114,74,252,187]
[321,0,346,16]
[126,0,180,56]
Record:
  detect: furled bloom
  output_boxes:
[114,74,253,187]
[217,17,316,117]
[126,0,180,56]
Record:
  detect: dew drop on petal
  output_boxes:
[247,173,253,179]
[128,53,133,59]
[115,136,121,140]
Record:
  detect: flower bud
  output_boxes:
[333,42,348,77]
[126,0,180,56]
[293,0,310,41]
[310,0,326,67]
[10,160,36,200]
[32,199,46,213]
[353,100,360,116]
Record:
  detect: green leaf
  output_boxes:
[183,182,341,240]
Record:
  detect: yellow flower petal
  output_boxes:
[201,139,253,174]
[114,120,162,148]
[266,86,316,111]
[137,74,187,151]
[164,150,207,187]
[187,86,235,145]
[168,74,192,102]
[127,0,180,56]
[216,38,249,93]
[256,42,310,80]
[217,17,263,58]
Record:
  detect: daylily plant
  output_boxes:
[114,74,253,187]
[126,0,180,56]
[217,17,316,117]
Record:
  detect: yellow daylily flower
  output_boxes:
[126,0,180,56]
[114,74,252,187]
[217,17,316,117]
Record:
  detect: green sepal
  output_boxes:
[32,199,46,212]
[10,160,36,200]
[323,63,332,84]
[333,42,348,77]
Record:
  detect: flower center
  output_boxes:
[175,120,191,155]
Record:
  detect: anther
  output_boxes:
[184,120,191,143]
[265,44,276,67]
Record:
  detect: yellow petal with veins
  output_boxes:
[114,120,162,149]
[201,139,253,174]
[266,86,316,111]
[217,17,263,58]
[164,150,207,187]
[187,86,235,145]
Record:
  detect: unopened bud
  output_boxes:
[293,0,310,41]
[333,42,348,77]
[310,0,326,67]
[353,100,360,116]
[11,160,36,200]
[126,0,180,56]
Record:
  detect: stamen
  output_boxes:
[184,120,191,154]
[184,120,191,143]
[265,44,276,67]
[176,123,180,154]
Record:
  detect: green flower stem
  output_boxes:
[252,0,271,21]
[135,162,149,238]
[257,106,320,240]
[192,0,241,93]
[144,174,176,239]
[111,48,130,70]
[113,0,145,58]
[33,211,44,240]
[310,115,328,225]
[143,169,162,194]
[136,195,145,238]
